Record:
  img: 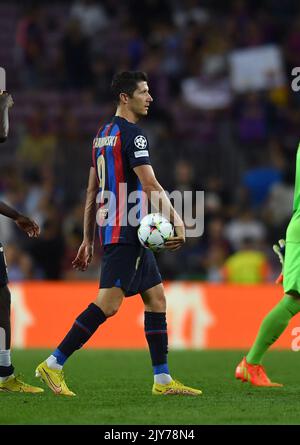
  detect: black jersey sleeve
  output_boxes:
[124,127,152,168]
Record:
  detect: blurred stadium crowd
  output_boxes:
[0,0,300,283]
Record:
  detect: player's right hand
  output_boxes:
[164,225,186,251]
[72,241,94,271]
[15,215,40,237]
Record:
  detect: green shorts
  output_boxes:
[283,241,300,294]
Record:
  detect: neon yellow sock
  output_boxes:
[246,295,300,365]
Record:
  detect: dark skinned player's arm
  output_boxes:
[0,201,39,238]
[0,201,20,220]
[83,166,99,245]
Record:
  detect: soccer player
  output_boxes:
[36,71,202,396]
[0,92,43,393]
[235,142,300,387]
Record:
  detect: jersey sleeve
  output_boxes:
[124,127,151,168]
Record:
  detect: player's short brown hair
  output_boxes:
[111,71,148,103]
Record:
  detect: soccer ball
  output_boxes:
[138,213,174,252]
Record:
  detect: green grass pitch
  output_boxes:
[1,349,300,425]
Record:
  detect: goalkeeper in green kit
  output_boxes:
[235,143,300,387]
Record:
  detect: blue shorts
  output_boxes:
[99,244,162,297]
[0,243,8,287]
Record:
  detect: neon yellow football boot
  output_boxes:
[35,361,75,396]
[0,375,44,393]
[152,379,202,396]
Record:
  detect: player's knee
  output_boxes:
[94,288,124,318]
[283,293,300,315]
[103,305,120,318]
[146,293,166,312]
[0,285,11,310]
[156,298,166,312]
[95,300,121,318]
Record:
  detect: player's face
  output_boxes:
[129,81,153,117]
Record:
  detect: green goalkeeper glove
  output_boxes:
[272,239,285,284]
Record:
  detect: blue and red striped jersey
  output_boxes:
[92,116,151,246]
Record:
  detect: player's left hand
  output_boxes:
[72,241,94,271]
[15,215,40,237]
